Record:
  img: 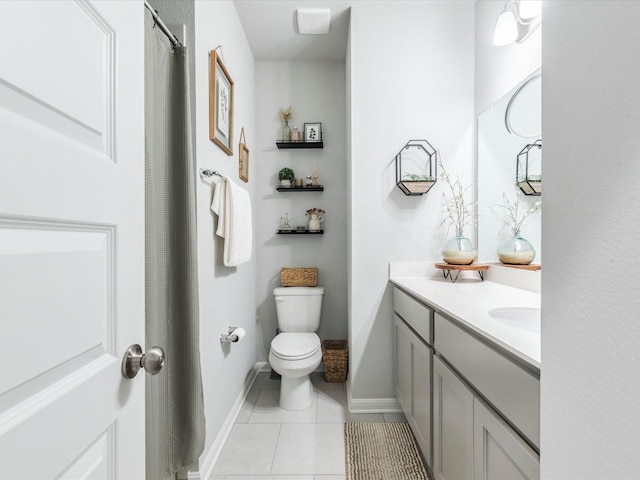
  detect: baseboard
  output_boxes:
[257,361,271,372]
[198,363,263,480]
[346,377,402,413]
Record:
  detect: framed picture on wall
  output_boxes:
[209,50,234,155]
[304,123,322,142]
[239,128,249,182]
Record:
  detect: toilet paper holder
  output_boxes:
[220,326,245,343]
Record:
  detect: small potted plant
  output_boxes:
[278,167,295,187]
[404,173,435,181]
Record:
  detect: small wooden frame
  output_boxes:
[209,50,234,155]
[238,128,249,182]
[435,263,489,283]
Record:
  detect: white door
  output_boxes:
[0,1,145,479]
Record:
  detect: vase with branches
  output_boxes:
[439,156,478,265]
[279,106,293,142]
[493,190,541,265]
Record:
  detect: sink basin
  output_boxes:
[488,307,540,333]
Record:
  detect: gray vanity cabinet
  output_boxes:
[433,356,474,480]
[434,355,539,480]
[434,313,540,480]
[393,284,540,480]
[473,396,539,480]
[394,316,412,415]
[393,288,433,466]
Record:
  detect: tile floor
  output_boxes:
[210,371,406,480]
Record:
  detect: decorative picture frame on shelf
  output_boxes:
[304,122,322,142]
[209,50,234,155]
[238,128,249,183]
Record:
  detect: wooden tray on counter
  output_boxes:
[490,262,541,271]
[434,263,489,283]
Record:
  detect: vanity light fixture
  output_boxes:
[493,0,541,46]
[296,8,331,35]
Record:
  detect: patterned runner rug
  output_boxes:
[344,422,430,480]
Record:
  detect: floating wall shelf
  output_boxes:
[276,185,324,192]
[277,229,324,235]
[276,141,323,149]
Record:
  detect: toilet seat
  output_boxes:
[271,333,321,361]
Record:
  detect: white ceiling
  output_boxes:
[233,0,352,61]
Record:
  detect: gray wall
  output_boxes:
[541,1,640,477]
[254,61,348,360]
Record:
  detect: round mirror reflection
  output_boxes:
[505,74,541,139]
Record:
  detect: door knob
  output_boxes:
[121,344,165,379]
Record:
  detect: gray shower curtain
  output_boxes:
[144,10,205,480]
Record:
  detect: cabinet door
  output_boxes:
[435,313,540,448]
[434,356,474,480]
[394,315,412,415]
[473,398,539,480]
[410,335,432,467]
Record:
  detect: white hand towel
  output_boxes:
[211,176,253,267]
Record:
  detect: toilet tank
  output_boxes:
[273,286,324,332]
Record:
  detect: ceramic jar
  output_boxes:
[308,213,323,231]
[291,127,301,142]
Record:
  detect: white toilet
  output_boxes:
[269,286,324,411]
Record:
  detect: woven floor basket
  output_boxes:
[322,339,348,383]
[280,267,318,287]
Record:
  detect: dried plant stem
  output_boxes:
[493,190,541,236]
[438,155,477,235]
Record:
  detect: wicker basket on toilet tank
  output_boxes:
[280,267,318,287]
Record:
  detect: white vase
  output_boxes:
[280,179,291,187]
[308,213,323,231]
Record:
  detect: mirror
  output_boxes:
[477,70,542,264]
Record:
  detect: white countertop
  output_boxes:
[390,263,541,370]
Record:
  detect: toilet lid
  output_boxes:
[271,333,321,360]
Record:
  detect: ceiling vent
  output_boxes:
[296,8,331,35]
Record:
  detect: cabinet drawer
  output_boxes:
[434,313,540,449]
[393,287,432,344]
